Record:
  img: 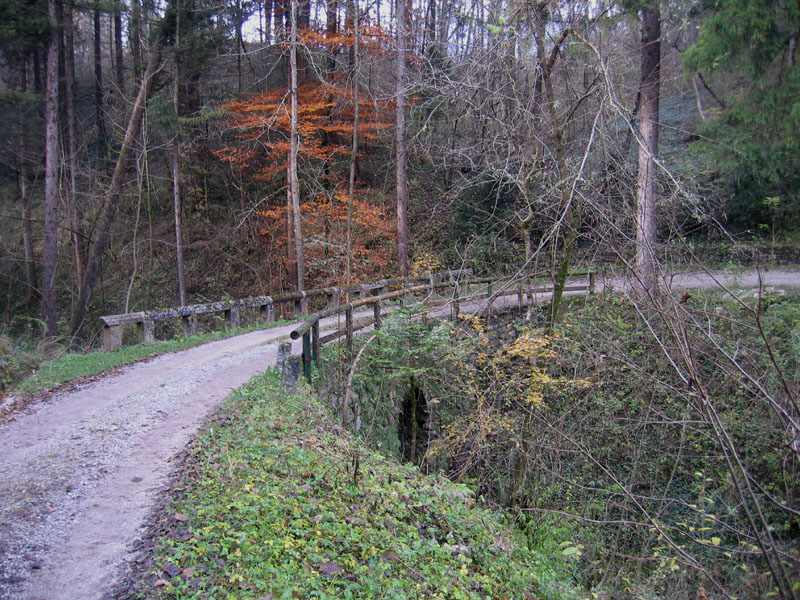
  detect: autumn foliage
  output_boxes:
[215,24,397,288]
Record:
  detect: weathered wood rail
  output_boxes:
[291,270,596,383]
[99,270,472,351]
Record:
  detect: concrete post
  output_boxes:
[103,325,123,352]
[137,319,155,344]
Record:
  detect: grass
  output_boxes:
[131,370,578,600]
[8,319,297,397]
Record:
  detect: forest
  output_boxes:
[0,0,799,598]
[1,0,798,343]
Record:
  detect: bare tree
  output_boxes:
[64,0,85,293]
[94,5,106,141]
[635,1,661,289]
[173,0,186,306]
[395,0,409,276]
[345,0,359,288]
[42,0,60,336]
[289,0,305,294]
[17,55,37,308]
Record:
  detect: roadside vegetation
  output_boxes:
[124,369,579,600]
[327,289,800,599]
[1,318,295,400]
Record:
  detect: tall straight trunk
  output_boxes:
[345,0,359,287]
[395,0,409,276]
[173,0,186,305]
[327,0,337,51]
[286,183,297,288]
[424,0,435,55]
[114,3,125,98]
[18,56,37,307]
[71,36,164,337]
[437,0,447,50]
[299,0,311,28]
[43,0,61,336]
[94,7,106,141]
[236,0,243,95]
[289,0,305,293]
[64,0,85,293]
[636,2,660,289]
[264,0,273,44]
[130,0,143,80]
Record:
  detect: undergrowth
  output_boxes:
[134,369,578,600]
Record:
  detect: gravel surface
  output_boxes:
[0,325,303,600]
[1,269,798,600]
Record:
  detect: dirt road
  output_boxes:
[1,269,798,599]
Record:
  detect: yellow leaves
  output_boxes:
[411,251,443,276]
[506,330,555,361]
[457,313,486,332]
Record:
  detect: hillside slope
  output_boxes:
[114,370,579,600]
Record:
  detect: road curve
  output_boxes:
[0,323,310,600]
[1,268,798,599]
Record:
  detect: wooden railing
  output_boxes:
[290,270,596,383]
[98,269,472,351]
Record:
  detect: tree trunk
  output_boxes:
[236,0,243,95]
[42,0,61,337]
[130,0,143,81]
[533,7,576,334]
[94,6,106,141]
[64,0,85,293]
[264,0,273,44]
[286,183,297,289]
[289,0,305,294]
[114,4,125,98]
[395,0,409,276]
[345,0,359,287]
[636,2,660,289]
[18,56,37,308]
[71,36,164,337]
[173,0,186,305]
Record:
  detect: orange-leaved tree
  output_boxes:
[215,21,396,289]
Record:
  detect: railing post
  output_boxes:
[103,325,123,352]
[486,280,493,326]
[373,301,382,329]
[137,318,155,344]
[452,282,460,318]
[326,288,339,310]
[429,272,435,295]
[224,307,240,329]
[181,315,198,336]
[589,271,596,294]
[302,331,312,383]
[312,321,319,366]
[345,306,353,357]
[294,297,303,317]
[518,285,524,311]
[261,298,275,322]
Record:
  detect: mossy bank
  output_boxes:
[116,369,579,600]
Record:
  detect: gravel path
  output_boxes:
[0,323,308,600]
[1,268,798,600]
